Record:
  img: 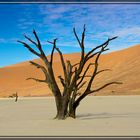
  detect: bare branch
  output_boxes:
[81,24,86,59]
[47,41,53,44]
[77,81,86,90]
[26,77,46,83]
[55,47,67,81]
[79,75,92,78]
[48,38,57,65]
[66,60,72,70]
[29,61,42,68]
[72,63,80,68]
[73,25,85,61]
[96,69,111,75]
[18,31,50,66]
[88,82,123,94]
[66,60,73,79]
[71,67,78,92]
[29,61,50,83]
[32,30,49,65]
[81,24,86,47]
[87,48,109,61]
[73,27,81,47]
[29,61,48,75]
[24,35,37,46]
[74,81,122,108]
[85,46,107,91]
[58,76,65,87]
[77,63,94,87]
[85,36,117,59]
[33,30,42,51]
[17,40,40,57]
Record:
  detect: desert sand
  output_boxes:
[0,96,140,136]
[0,44,140,97]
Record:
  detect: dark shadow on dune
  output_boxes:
[77,112,135,120]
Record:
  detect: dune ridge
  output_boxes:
[0,44,140,97]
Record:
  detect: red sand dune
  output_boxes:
[0,44,140,97]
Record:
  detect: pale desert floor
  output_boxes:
[0,96,140,136]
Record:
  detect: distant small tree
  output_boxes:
[9,92,18,102]
[15,92,18,102]
[18,25,122,120]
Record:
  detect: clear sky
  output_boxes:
[0,4,140,67]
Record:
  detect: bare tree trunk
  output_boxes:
[68,103,76,118]
[54,94,70,120]
[54,96,63,119]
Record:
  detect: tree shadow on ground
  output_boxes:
[77,112,135,120]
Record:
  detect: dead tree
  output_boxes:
[9,92,18,102]
[15,92,18,102]
[18,25,122,119]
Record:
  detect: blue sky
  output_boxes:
[0,4,140,67]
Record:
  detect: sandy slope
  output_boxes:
[0,96,140,136]
[0,45,140,97]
